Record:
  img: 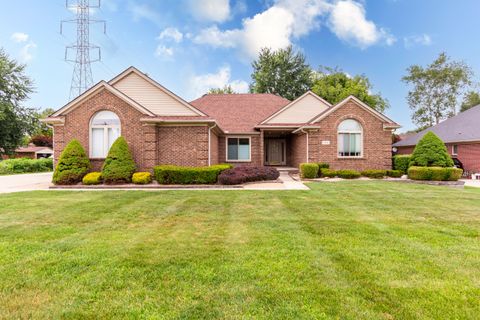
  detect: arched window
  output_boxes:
[90,111,121,158]
[338,119,363,157]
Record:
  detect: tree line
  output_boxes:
[1,45,479,157]
[210,46,479,131]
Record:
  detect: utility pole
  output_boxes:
[61,0,106,99]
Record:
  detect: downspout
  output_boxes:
[300,128,309,163]
[208,123,217,166]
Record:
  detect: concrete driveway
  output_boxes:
[0,172,52,194]
[462,179,480,188]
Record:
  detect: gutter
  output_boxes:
[140,118,216,124]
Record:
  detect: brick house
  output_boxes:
[44,67,400,171]
[393,104,480,176]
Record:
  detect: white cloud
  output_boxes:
[155,45,174,59]
[189,65,249,98]
[403,34,432,48]
[328,0,395,48]
[192,0,393,59]
[158,27,184,43]
[11,32,29,43]
[188,0,231,23]
[19,42,37,63]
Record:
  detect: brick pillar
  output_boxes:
[142,124,157,172]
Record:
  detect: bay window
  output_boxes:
[227,137,251,161]
[90,111,121,158]
[338,119,363,157]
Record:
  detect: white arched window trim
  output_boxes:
[338,119,363,158]
[89,110,121,158]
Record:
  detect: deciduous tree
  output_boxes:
[402,52,472,128]
[250,46,313,100]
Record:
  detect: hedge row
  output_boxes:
[393,155,411,173]
[0,158,53,175]
[300,163,402,180]
[154,164,232,184]
[408,166,463,181]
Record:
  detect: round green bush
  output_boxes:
[321,169,337,178]
[101,137,136,184]
[393,155,412,173]
[53,139,91,185]
[386,170,403,178]
[132,172,152,184]
[300,163,319,179]
[410,132,454,167]
[336,170,361,179]
[82,172,102,185]
[361,169,386,179]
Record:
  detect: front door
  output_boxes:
[266,139,286,165]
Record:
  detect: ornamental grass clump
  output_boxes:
[101,137,136,184]
[52,139,90,185]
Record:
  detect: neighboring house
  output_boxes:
[44,67,400,171]
[393,104,480,175]
[1,145,53,160]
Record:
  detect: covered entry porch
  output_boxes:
[260,127,317,168]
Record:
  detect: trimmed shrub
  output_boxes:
[318,163,330,169]
[393,155,412,173]
[336,170,361,179]
[386,170,403,178]
[132,172,152,184]
[0,158,53,175]
[218,166,280,185]
[154,164,232,184]
[300,163,319,179]
[410,132,454,167]
[82,172,102,185]
[408,166,463,181]
[53,139,90,185]
[101,137,136,184]
[321,169,337,178]
[361,169,386,179]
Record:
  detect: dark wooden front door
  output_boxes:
[265,139,286,165]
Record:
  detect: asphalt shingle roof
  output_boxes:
[190,94,291,132]
[393,104,480,147]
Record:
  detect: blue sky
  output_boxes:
[1,0,479,131]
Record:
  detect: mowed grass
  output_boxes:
[0,182,479,319]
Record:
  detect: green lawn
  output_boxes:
[0,182,479,319]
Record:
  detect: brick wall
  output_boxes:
[157,125,209,166]
[218,135,263,166]
[53,89,154,171]
[312,101,392,171]
[398,143,480,174]
[210,130,219,165]
[53,89,211,171]
[290,133,307,168]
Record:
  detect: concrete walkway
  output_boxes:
[461,179,480,188]
[0,172,52,194]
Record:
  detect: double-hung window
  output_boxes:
[227,137,251,161]
[90,111,121,158]
[338,119,363,157]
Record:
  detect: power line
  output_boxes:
[61,0,106,99]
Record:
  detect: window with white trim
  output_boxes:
[452,144,458,156]
[90,111,121,158]
[338,119,363,157]
[227,137,251,161]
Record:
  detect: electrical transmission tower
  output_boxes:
[61,0,106,99]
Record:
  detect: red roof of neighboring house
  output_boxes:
[190,94,290,132]
[15,146,53,153]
